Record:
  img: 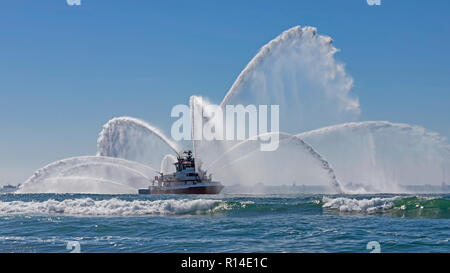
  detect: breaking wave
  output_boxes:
[322,196,398,212]
[322,196,450,218]
[1,195,448,218]
[0,198,221,216]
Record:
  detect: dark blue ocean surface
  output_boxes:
[0,193,449,253]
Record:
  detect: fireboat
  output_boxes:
[138,151,224,194]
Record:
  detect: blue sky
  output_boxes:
[0,0,449,184]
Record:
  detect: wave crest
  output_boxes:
[0,198,221,216]
[322,196,397,212]
[322,196,450,218]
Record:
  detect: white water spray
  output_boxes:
[208,133,342,193]
[18,26,450,195]
[160,154,177,174]
[97,117,180,170]
[18,156,158,194]
[298,121,450,193]
[221,25,360,133]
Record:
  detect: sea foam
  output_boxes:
[322,196,398,212]
[0,198,221,216]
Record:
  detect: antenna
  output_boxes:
[190,99,196,158]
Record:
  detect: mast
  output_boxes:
[191,104,195,158]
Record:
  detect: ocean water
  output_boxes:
[0,193,449,253]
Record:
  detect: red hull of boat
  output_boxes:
[150,185,224,194]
